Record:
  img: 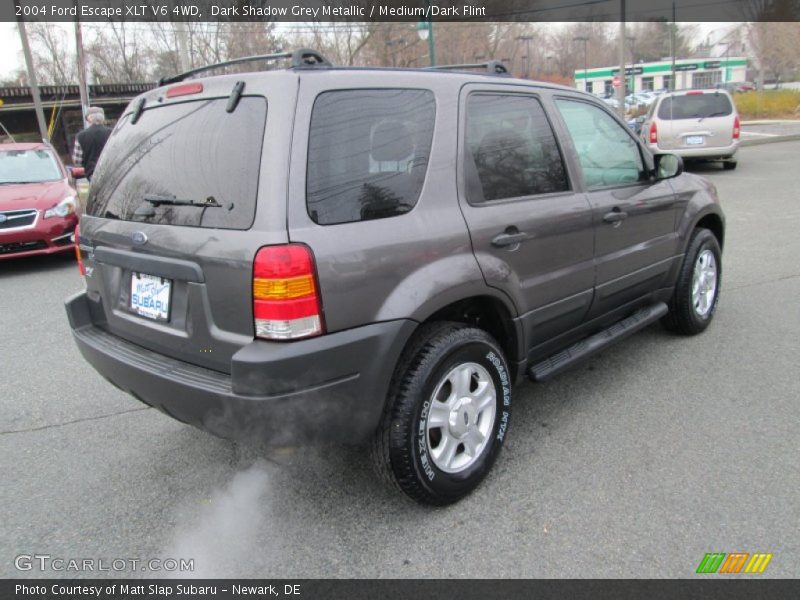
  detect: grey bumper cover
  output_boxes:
[66,291,416,443]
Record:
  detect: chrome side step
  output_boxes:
[528,302,668,382]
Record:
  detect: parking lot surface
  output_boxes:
[2,141,799,578]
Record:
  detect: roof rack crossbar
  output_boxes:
[427,61,511,76]
[158,48,332,86]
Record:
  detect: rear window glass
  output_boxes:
[657,93,733,120]
[306,89,435,225]
[87,97,266,229]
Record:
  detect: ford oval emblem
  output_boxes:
[131,231,148,246]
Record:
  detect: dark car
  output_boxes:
[0,143,80,260]
[66,50,725,505]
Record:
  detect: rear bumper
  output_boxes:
[66,291,416,444]
[648,141,739,160]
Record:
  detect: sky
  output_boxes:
[0,21,731,81]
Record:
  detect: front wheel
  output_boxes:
[371,323,512,505]
[662,228,722,335]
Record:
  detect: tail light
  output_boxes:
[253,244,324,340]
[649,121,658,144]
[733,115,741,140]
[73,223,85,276]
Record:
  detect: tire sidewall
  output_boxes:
[686,230,722,330]
[406,337,511,501]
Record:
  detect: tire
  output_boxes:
[371,322,512,505]
[723,160,737,170]
[662,228,722,335]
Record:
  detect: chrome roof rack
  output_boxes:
[158,48,332,86]
[426,61,511,77]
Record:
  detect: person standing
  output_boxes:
[72,106,112,181]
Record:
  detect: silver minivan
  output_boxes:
[641,89,740,169]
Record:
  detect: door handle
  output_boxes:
[603,209,628,224]
[491,231,530,248]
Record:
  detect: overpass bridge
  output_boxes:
[0,83,155,159]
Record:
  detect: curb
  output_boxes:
[739,133,800,147]
[741,120,800,125]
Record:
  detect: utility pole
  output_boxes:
[177,23,191,72]
[516,35,534,79]
[617,0,626,117]
[74,8,89,123]
[15,8,49,142]
[670,0,677,90]
[573,36,589,92]
[627,35,636,94]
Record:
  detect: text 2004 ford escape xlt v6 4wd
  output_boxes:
[66,50,725,505]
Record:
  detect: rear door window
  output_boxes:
[87,97,266,229]
[657,93,733,120]
[306,89,435,225]
[465,93,569,203]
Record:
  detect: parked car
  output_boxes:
[66,50,725,505]
[0,143,81,260]
[640,89,740,169]
[716,81,755,93]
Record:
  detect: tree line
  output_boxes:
[4,21,798,87]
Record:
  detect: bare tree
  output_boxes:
[87,21,149,83]
[26,22,77,85]
[747,22,800,85]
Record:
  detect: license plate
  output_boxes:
[686,135,705,145]
[130,272,172,321]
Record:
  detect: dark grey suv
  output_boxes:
[66,50,725,505]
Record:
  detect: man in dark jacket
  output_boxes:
[72,106,112,180]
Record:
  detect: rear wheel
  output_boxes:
[371,322,512,505]
[723,160,737,170]
[663,228,722,335]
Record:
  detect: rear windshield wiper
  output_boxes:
[698,111,729,122]
[134,194,225,218]
[142,194,222,207]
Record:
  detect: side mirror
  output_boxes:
[69,166,86,179]
[654,153,683,180]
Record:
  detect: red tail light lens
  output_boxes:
[73,223,85,276]
[253,244,324,340]
[733,115,741,140]
[649,121,658,144]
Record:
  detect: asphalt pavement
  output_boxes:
[2,141,799,579]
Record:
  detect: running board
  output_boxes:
[528,302,668,382]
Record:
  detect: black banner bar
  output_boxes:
[3,579,800,600]
[4,0,800,23]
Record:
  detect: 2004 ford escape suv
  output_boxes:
[66,50,725,505]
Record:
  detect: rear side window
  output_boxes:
[87,97,266,229]
[306,89,435,225]
[465,94,569,203]
[658,93,733,120]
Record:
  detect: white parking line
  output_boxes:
[741,131,779,137]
